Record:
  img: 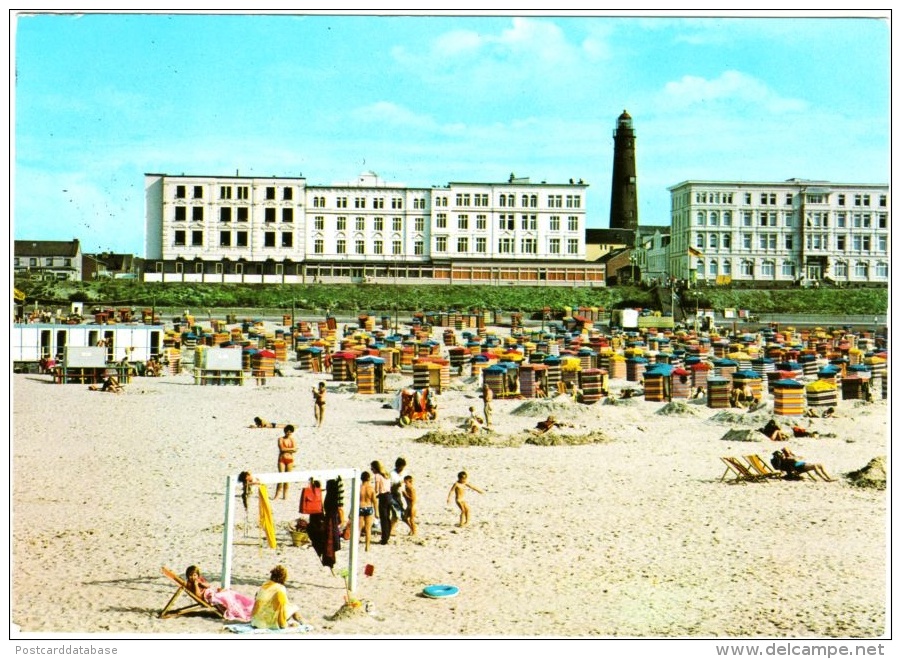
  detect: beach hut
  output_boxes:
[706,376,731,408]
[841,373,871,401]
[448,346,468,375]
[671,367,691,399]
[773,379,806,416]
[626,356,648,383]
[713,358,738,380]
[482,365,508,398]
[644,363,673,402]
[732,369,764,402]
[251,349,276,385]
[579,368,608,404]
[355,356,386,394]
[194,346,244,385]
[805,379,838,408]
[330,351,358,382]
[775,361,803,381]
[561,356,582,391]
[544,356,562,391]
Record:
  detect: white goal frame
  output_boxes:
[220,468,361,592]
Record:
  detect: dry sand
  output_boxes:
[10,325,889,641]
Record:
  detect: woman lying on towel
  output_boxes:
[251,565,309,629]
[185,565,255,622]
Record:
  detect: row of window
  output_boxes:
[432,236,580,255]
[692,209,888,229]
[15,257,74,267]
[693,231,888,252]
[686,191,887,207]
[176,184,295,201]
[694,259,889,279]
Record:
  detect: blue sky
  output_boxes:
[12,11,890,256]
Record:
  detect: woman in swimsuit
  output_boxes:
[358,470,376,552]
[274,425,297,500]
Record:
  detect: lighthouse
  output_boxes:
[609,109,639,231]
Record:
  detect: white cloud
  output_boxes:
[661,70,808,113]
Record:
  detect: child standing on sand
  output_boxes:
[312,382,326,427]
[447,471,484,527]
[402,474,418,535]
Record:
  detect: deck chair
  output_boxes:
[743,455,786,480]
[159,566,224,619]
[720,456,766,483]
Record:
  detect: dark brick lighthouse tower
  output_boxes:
[609,109,639,231]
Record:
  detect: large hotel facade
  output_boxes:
[144,171,603,286]
[668,179,889,286]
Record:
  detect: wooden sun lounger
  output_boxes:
[743,455,786,480]
[720,456,768,483]
[159,566,224,619]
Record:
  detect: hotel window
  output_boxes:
[723,210,732,225]
[549,194,562,208]
[155,262,163,273]
[696,234,705,249]
[355,217,365,231]
[337,196,348,208]
[237,207,248,222]
[220,186,232,199]
[761,261,774,277]
[742,234,752,249]
[314,216,324,230]
[455,193,471,207]
[875,262,888,278]
[336,239,346,254]
[567,216,579,231]
[282,208,293,222]
[549,238,560,254]
[697,211,705,226]
[236,231,248,247]
[878,213,887,228]
[742,211,752,226]
[836,235,846,251]
[521,195,529,207]
[499,195,508,207]
[457,237,469,252]
[29,257,36,266]
[863,236,871,251]
[855,262,868,277]
[373,197,384,209]
[723,234,732,249]
[234,263,243,275]
[879,195,887,207]
[722,259,732,275]
[500,214,514,231]
[458,215,469,230]
[529,194,538,208]
[709,234,718,249]
[475,194,489,207]
[744,193,752,204]
[414,240,424,255]
[193,186,203,199]
[314,239,324,254]
[834,261,848,277]
[374,240,383,255]
[710,211,719,226]
[266,187,276,200]
[374,217,384,231]
[784,235,793,250]
[220,207,232,222]
[854,194,863,206]
[852,236,862,251]
[192,207,204,221]
[785,193,793,205]
[312,196,323,208]
[863,195,871,206]
[175,262,184,274]
[435,196,448,207]
[282,232,293,248]
[396,198,407,209]
[807,194,825,204]
[414,217,425,232]
[709,261,718,277]
[265,208,276,223]
[740,260,753,276]
[550,216,560,231]
[836,213,846,228]
[837,194,846,206]
[175,185,186,199]
[392,217,402,231]
[283,187,293,201]
[355,240,365,255]
[521,215,536,230]
[175,206,186,221]
[498,238,514,253]
[782,261,795,277]
[237,186,249,200]
[215,263,223,274]
[337,217,347,230]
[521,238,537,254]
[264,232,276,247]
[567,239,579,254]
[853,214,862,228]
[878,236,887,251]
[475,237,487,253]
[435,236,447,252]
[863,215,871,228]
[476,214,486,230]
[392,240,402,255]
[436,213,447,228]
[565,195,580,208]
[173,230,185,245]
[220,231,231,246]
[192,231,203,246]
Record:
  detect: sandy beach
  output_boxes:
[10,322,889,641]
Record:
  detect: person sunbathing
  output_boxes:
[184,565,255,621]
[772,447,835,481]
[249,416,288,429]
[759,419,790,442]
[532,415,558,434]
[791,425,819,438]
[88,374,122,393]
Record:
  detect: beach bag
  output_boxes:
[299,483,323,514]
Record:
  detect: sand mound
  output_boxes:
[709,410,771,426]
[412,430,522,448]
[603,396,637,407]
[524,431,614,446]
[720,428,763,442]
[510,396,585,417]
[845,456,887,489]
[656,401,703,417]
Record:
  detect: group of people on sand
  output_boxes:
[361,458,418,550]
[184,563,310,630]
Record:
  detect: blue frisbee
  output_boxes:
[422,584,459,599]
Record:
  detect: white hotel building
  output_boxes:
[144,172,603,285]
[668,179,889,286]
